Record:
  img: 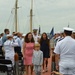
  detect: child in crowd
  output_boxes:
[32,43,43,75]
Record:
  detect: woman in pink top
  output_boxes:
[23,32,34,75]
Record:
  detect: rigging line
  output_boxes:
[24,17,30,30]
[6,10,15,32]
[26,18,30,31]
[34,17,39,25]
[11,14,15,33]
[7,13,14,30]
[16,5,30,32]
[17,12,19,32]
[11,14,15,32]
[5,5,15,27]
[12,20,15,33]
[25,17,30,33]
[5,12,13,27]
[5,0,16,28]
[33,16,39,29]
[19,0,30,19]
[33,0,42,25]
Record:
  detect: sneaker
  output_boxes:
[45,67,48,72]
[42,70,45,73]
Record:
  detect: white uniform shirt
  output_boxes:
[14,37,22,47]
[21,38,24,49]
[54,36,75,68]
[4,40,18,57]
[33,34,39,43]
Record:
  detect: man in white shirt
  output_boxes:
[14,32,22,53]
[54,27,75,75]
[33,29,40,43]
[2,29,10,44]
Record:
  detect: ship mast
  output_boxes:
[15,0,18,32]
[30,0,33,32]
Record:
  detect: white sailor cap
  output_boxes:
[22,34,26,36]
[7,34,13,37]
[63,27,74,32]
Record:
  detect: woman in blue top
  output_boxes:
[40,32,50,73]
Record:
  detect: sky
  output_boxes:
[0,0,75,34]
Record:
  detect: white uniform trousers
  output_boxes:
[5,56,14,66]
[59,66,75,75]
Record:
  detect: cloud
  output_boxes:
[0,0,75,33]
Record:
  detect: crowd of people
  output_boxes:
[0,27,75,75]
[0,28,50,75]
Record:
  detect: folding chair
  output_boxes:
[18,55,24,75]
[0,46,3,52]
[0,51,3,56]
[0,59,12,64]
[0,56,5,59]
[0,59,13,75]
[0,64,8,75]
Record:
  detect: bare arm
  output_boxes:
[10,41,19,47]
[55,54,60,70]
[40,52,43,65]
[22,42,26,58]
[49,40,51,56]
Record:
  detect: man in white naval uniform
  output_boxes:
[33,29,40,43]
[54,27,75,75]
[4,34,18,66]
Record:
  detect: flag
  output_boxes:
[38,25,41,34]
[68,22,70,27]
[49,27,54,39]
[68,25,69,27]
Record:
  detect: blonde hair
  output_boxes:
[34,43,40,47]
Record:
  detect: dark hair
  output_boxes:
[64,30,72,36]
[4,29,9,33]
[7,36,13,39]
[1,33,4,36]
[40,32,50,46]
[25,32,34,43]
[73,33,75,39]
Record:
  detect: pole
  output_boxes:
[30,0,33,32]
[15,0,18,32]
[68,22,70,27]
